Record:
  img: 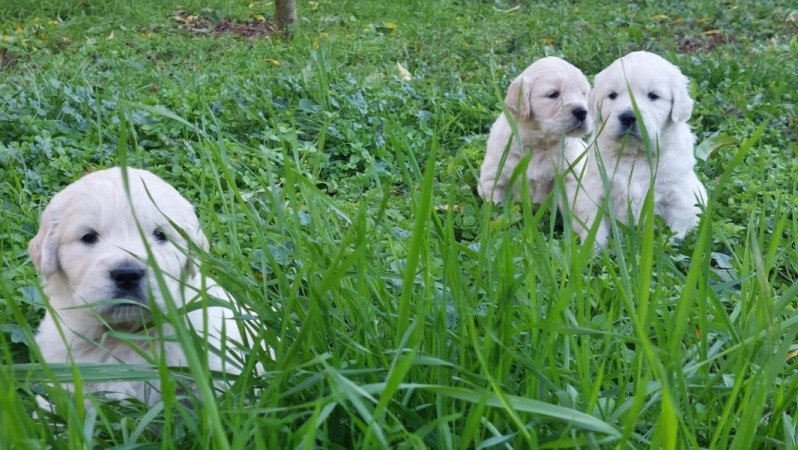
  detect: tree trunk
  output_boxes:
[275,0,297,39]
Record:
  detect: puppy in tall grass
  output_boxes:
[478,56,592,204]
[572,51,708,247]
[29,167,254,405]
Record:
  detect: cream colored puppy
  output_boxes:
[30,167,253,405]
[478,56,592,204]
[572,51,708,247]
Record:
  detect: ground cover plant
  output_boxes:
[1,0,797,448]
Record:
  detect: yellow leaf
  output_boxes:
[15,26,23,34]
[267,59,280,66]
[365,72,385,83]
[107,31,115,40]
[651,14,669,20]
[1,35,10,42]
[383,21,398,31]
[542,37,556,45]
[396,62,412,81]
[48,19,60,26]
[309,1,319,10]
[704,29,721,35]
[253,14,266,22]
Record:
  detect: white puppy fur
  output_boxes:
[30,167,254,405]
[572,51,708,247]
[479,56,592,204]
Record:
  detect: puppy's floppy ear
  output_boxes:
[504,75,532,118]
[670,74,694,123]
[184,220,209,277]
[28,207,61,277]
[588,84,603,123]
[587,88,601,118]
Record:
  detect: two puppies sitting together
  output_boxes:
[478,51,708,248]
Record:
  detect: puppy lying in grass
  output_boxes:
[29,167,259,405]
[478,56,592,205]
[572,51,708,248]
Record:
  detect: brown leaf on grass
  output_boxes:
[396,62,412,81]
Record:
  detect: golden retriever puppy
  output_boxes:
[478,56,592,204]
[572,51,708,247]
[29,167,254,405]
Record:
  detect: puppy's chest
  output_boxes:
[611,156,680,200]
[524,149,558,176]
[617,148,663,169]
[78,329,186,365]
[519,136,562,168]
[519,133,560,153]
[611,156,655,190]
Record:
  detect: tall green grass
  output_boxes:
[1,0,797,448]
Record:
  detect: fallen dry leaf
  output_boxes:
[396,62,412,81]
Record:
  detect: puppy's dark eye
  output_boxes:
[608,92,618,100]
[647,91,660,100]
[153,228,167,243]
[547,91,560,99]
[81,230,99,245]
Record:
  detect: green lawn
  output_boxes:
[1,0,797,448]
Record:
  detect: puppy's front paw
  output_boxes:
[479,182,506,203]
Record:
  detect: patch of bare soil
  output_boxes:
[679,31,735,54]
[0,50,19,70]
[172,10,274,38]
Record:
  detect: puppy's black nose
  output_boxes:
[110,263,145,290]
[572,107,587,122]
[619,111,636,128]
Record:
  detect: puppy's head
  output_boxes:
[504,56,592,137]
[590,51,693,147]
[28,167,208,328]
